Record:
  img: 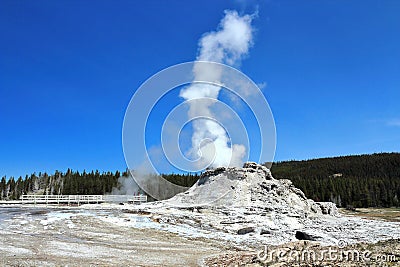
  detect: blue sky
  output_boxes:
[1,0,399,178]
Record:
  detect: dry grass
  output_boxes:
[340,207,400,222]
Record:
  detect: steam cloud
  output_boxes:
[180,10,254,168]
[111,176,139,195]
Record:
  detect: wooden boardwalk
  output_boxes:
[0,195,147,205]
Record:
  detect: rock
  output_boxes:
[243,162,259,169]
[279,179,292,186]
[166,162,332,219]
[237,227,255,235]
[201,166,226,178]
[151,216,161,223]
[316,202,339,216]
[220,220,247,224]
[243,162,273,179]
[145,162,369,246]
[290,187,307,200]
[295,231,317,241]
[260,229,271,235]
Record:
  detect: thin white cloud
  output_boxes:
[387,119,400,127]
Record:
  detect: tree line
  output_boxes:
[270,153,400,208]
[1,153,399,207]
[0,169,199,201]
[0,169,125,200]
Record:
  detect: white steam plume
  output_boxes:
[180,10,253,168]
[111,176,140,195]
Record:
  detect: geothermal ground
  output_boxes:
[1,163,400,266]
[0,206,229,266]
[1,205,400,267]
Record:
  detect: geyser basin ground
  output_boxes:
[0,206,225,266]
[1,204,400,266]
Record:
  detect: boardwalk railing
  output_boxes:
[103,195,147,203]
[19,195,147,205]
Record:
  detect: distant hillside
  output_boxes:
[271,153,400,208]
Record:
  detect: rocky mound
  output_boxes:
[134,162,400,247]
[167,162,338,216]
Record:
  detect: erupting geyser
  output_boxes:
[179,11,254,169]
